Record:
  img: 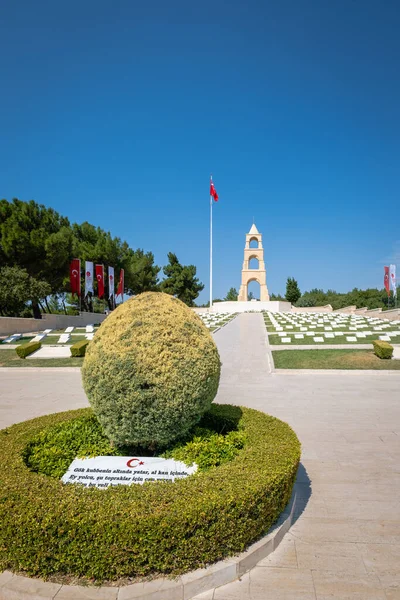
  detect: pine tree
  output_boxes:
[224,287,238,301]
[285,277,301,304]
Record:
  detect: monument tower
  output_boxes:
[238,223,270,302]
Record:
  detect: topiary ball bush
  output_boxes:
[82,292,221,448]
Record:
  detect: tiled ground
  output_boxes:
[1,313,399,599]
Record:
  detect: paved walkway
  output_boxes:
[1,313,400,599]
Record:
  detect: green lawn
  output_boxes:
[268,333,400,346]
[2,335,88,346]
[0,350,84,368]
[273,349,400,370]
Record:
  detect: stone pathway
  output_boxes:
[198,313,400,599]
[1,313,400,598]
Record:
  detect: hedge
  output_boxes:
[0,404,300,582]
[82,292,221,447]
[15,341,41,359]
[70,339,89,357]
[373,339,393,359]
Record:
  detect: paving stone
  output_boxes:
[117,577,182,600]
[249,567,316,599]
[357,543,400,575]
[55,585,118,599]
[295,540,367,574]
[312,570,385,599]
[0,573,62,598]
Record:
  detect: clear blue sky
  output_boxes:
[1,0,399,303]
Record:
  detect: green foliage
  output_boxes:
[71,222,160,310]
[0,266,51,317]
[296,287,397,310]
[247,291,255,301]
[24,411,246,479]
[82,292,221,448]
[160,252,204,306]
[285,277,301,304]
[163,428,246,470]
[15,341,41,358]
[270,293,285,301]
[224,287,238,301]
[0,198,73,317]
[70,339,90,357]
[0,199,160,317]
[373,340,394,359]
[0,405,300,581]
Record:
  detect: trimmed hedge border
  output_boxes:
[373,339,393,359]
[15,341,41,359]
[70,339,89,357]
[0,405,300,583]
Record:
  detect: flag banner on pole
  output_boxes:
[108,266,115,299]
[116,269,124,301]
[85,261,94,296]
[389,264,396,296]
[210,178,219,201]
[95,264,105,299]
[384,266,390,295]
[69,259,81,297]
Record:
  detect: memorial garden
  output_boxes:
[0,293,300,591]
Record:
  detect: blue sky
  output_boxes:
[1,0,399,303]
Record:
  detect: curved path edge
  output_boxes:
[0,493,297,600]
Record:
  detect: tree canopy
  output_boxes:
[224,287,238,301]
[0,198,160,317]
[285,277,301,304]
[160,252,204,306]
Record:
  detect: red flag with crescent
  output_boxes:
[116,269,124,301]
[210,179,219,202]
[69,259,81,297]
[95,264,105,299]
[384,266,390,295]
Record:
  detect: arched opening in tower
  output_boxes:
[249,256,259,269]
[249,237,259,248]
[247,279,260,301]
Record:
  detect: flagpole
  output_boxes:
[210,176,213,310]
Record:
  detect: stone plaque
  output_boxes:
[62,456,197,489]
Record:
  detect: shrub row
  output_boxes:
[373,339,393,359]
[70,339,89,357]
[0,404,300,582]
[15,341,41,358]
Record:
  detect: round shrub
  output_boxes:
[82,292,221,447]
[0,405,300,582]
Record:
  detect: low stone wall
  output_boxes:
[332,307,400,321]
[0,313,107,336]
[334,305,357,314]
[291,305,333,313]
[200,301,292,313]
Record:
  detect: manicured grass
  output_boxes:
[268,334,400,346]
[2,336,88,346]
[273,349,400,370]
[0,350,83,368]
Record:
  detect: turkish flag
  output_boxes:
[69,259,81,297]
[95,264,105,299]
[116,269,124,301]
[210,180,219,201]
[384,266,390,295]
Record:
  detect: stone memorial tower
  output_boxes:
[238,223,270,302]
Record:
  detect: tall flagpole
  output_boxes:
[210,175,213,310]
